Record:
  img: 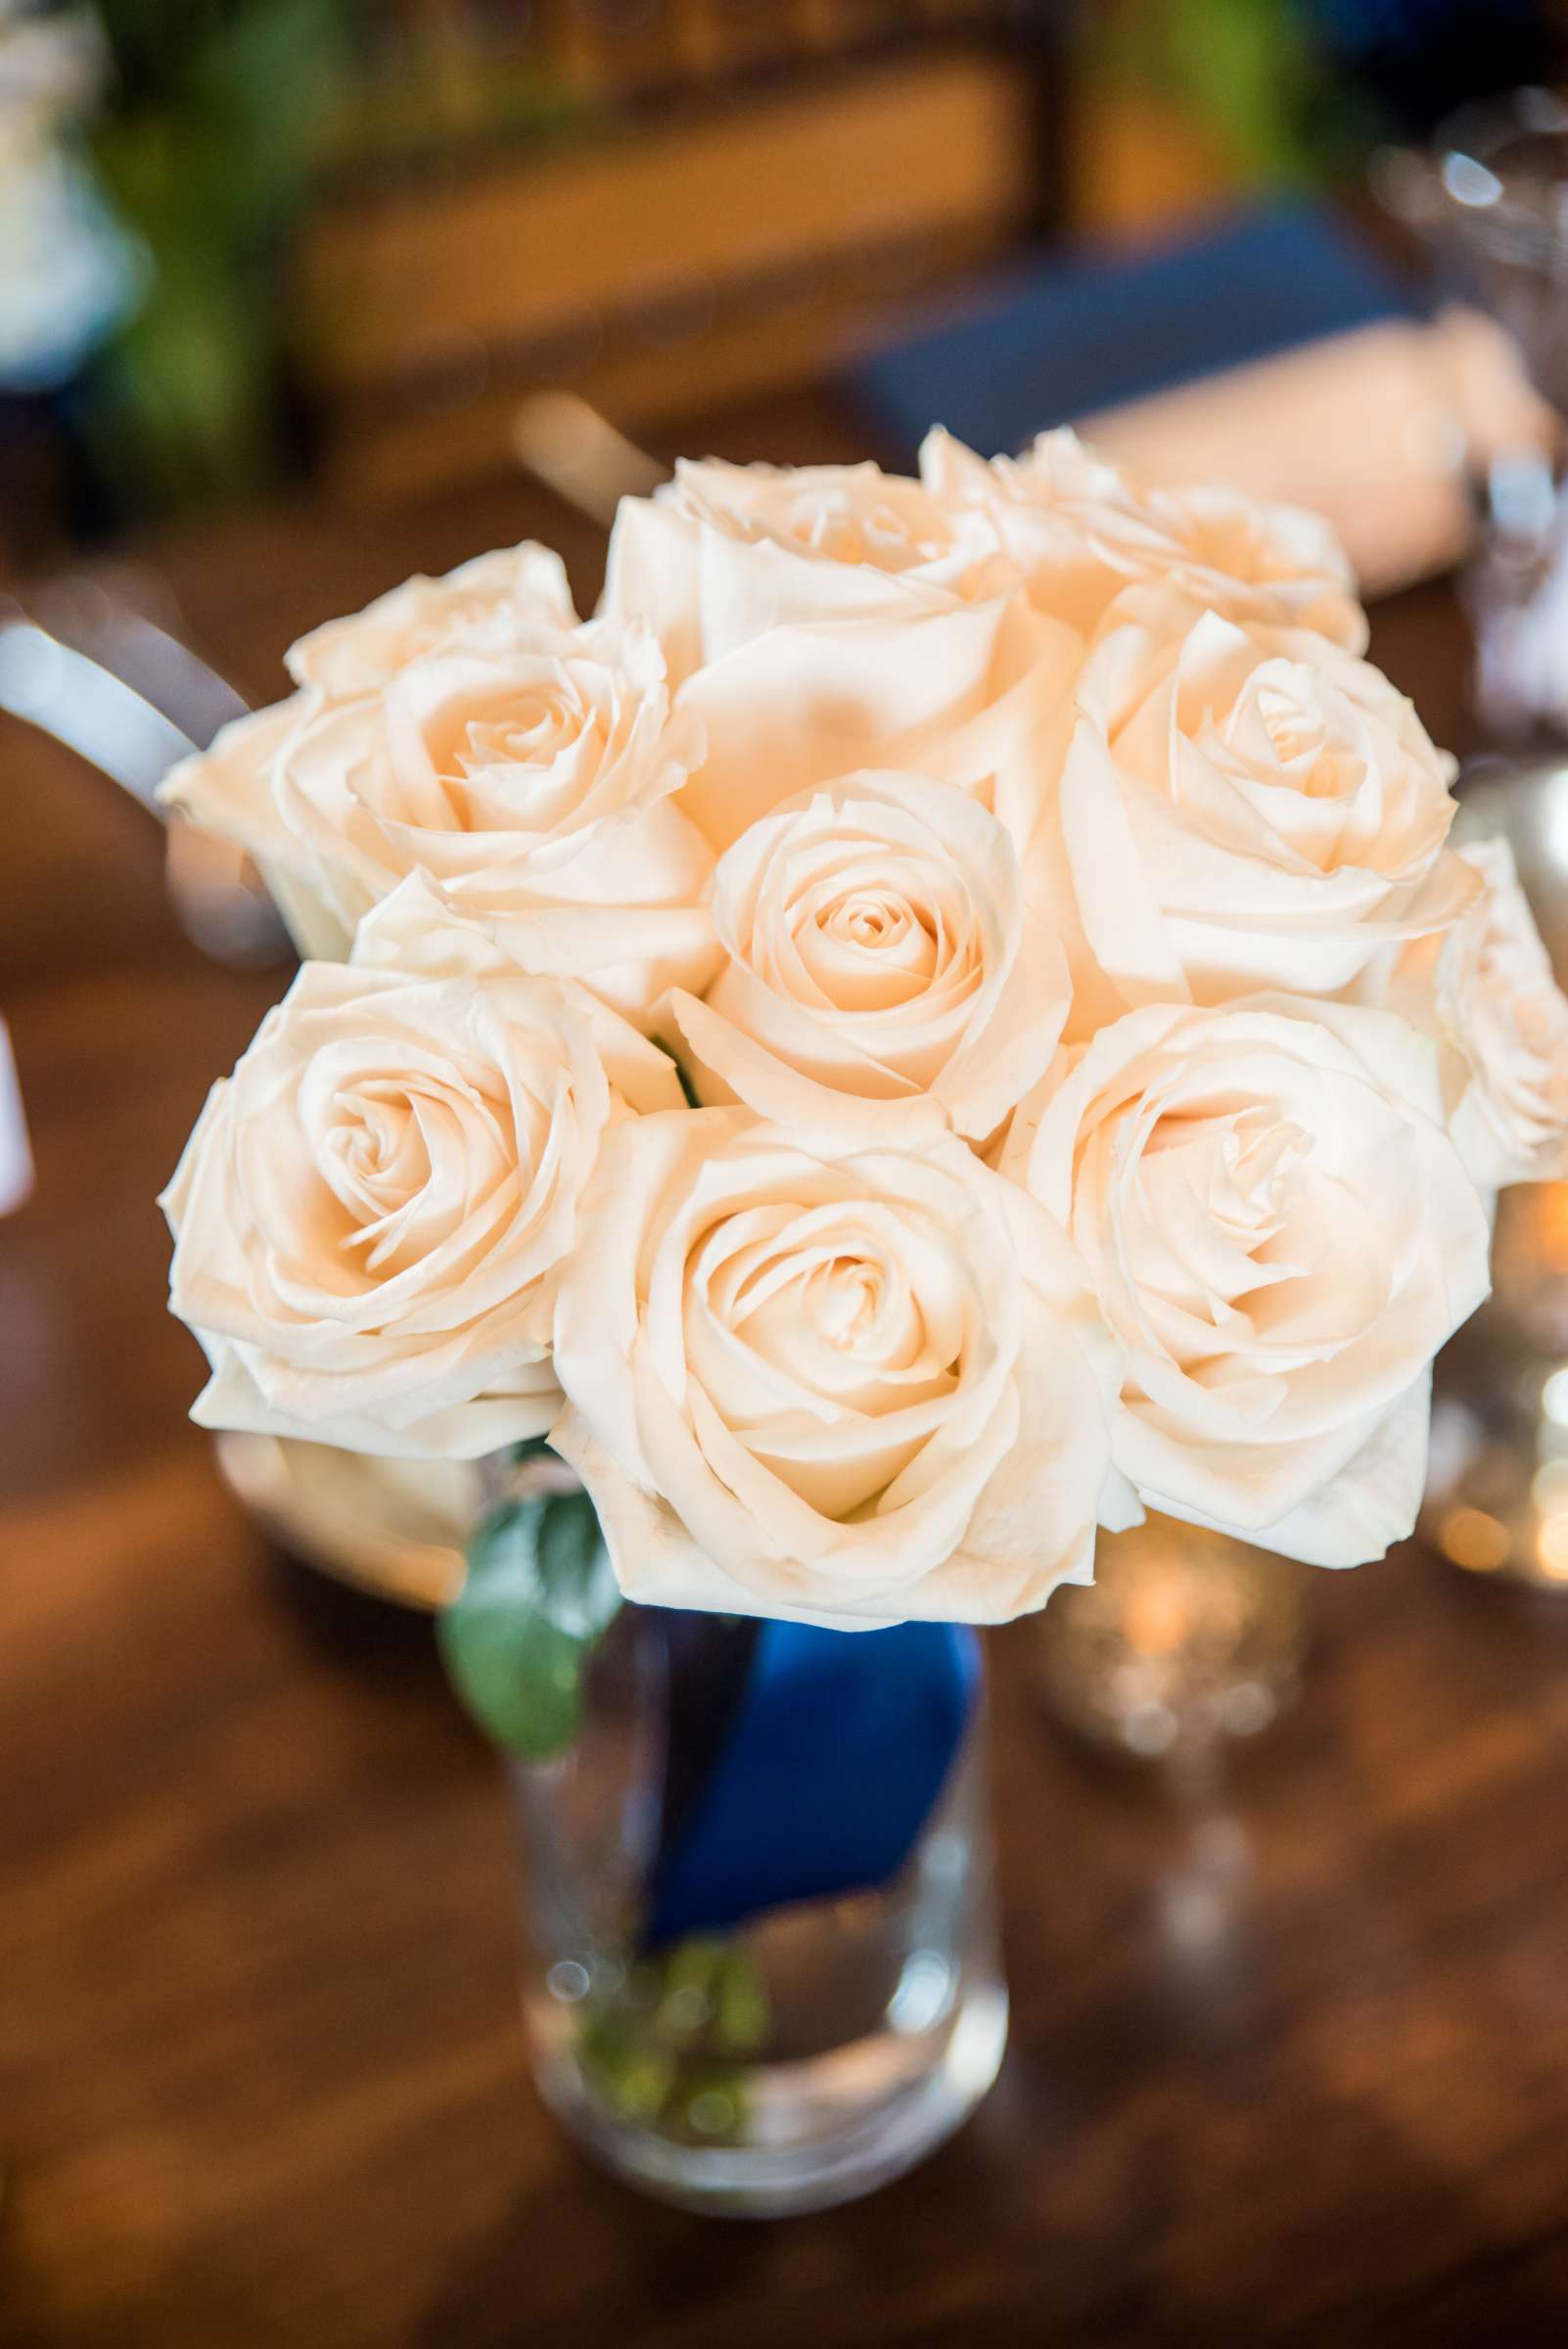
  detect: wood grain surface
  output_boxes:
[5,393,1566,2349]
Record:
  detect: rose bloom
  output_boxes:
[667,770,1070,1148]
[1370,835,1568,1190]
[1036,583,1478,1033]
[549,1110,1116,1628]
[1002,997,1491,1564]
[921,428,1367,649]
[606,455,1012,679]
[158,544,578,942]
[287,542,576,700]
[162,614,716,1023]
[161,886,682,1459]
[603,455,1081,852]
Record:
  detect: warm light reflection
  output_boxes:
[1538,1184,1568,1269]
[1124,1575,1194,1659]
[1537,1514,1568,1579]
[1490,1181,1568,1302]
[1439,1505,1510,1572]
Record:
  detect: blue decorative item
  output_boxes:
[848,204,1412,468]
[645,1617,982,1948]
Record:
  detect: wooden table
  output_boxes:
[6,403,1568,2349]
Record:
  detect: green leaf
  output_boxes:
[437,1481,620,1760]
[571,1938,769,2143]
[712,1946,771,2057]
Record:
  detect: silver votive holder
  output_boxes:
[1423,1177,1568,1590]
[1419,757,1568,1589]
[1036,1513,1310,1767]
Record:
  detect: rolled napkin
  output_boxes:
[1079,306,1553,599]
[851,205,1556,597]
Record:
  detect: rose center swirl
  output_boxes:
[679,1199,968,1522]
[765,857,970,1017]
[1122,1104,1320,1333]
[303,1056,520,1279]
[420,671,610,833]
[761,486,946,573]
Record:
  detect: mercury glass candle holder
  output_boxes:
[1418,755,1568,1589]
[1423,1177,1568,1589]
[1035,1514,1310,1766]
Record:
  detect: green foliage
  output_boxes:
[1165,0,1314,181]
[1084,0,1360,187]
[79,4,593,513]
[437,1476,621,1761]
[83,0,354,510]
[576,1937,772,2146]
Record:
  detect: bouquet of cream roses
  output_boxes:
[160,431,1568,1646]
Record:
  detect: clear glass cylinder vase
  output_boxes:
[506,1602,1006,2217]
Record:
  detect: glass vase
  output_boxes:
[1373,90,1568,737]
[506,1601,1006,2217]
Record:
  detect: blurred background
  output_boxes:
[0,0,1564,565]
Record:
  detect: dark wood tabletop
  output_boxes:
[5,394,1568,2349]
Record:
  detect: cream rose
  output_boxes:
[1037,584,1478,1033]
[160,545,577,957]
[159,695,343,948]
[921,428,1367,649]
[1003,997,1491,1564]
[162,614,716,1024]
[161,888,682,1459]
[549,1110,1116,1627]
[667,771,1069,1147]
[286,542,576,700]
[1372,835,1568,1190]
[603,456,1080,852]
[605,456,1012,677]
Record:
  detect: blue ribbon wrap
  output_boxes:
[645,1617,981,1949]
